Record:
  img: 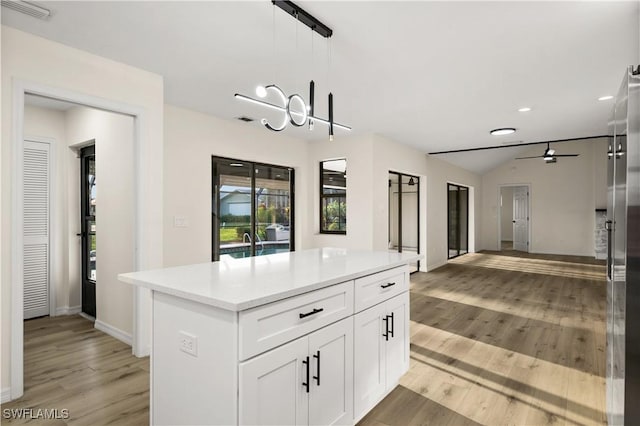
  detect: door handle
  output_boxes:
[512,220,516,223]
[302,356,310,393]
[606,220,613,279]
[313,351,320,386]
[388,313,395,338]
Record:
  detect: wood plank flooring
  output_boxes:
[359,250,607,426]
[1,315,149,425]
[3,249,606,425]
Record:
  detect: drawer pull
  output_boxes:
[299,308,324,319]
[380,282,396,289]
[302,356,310,393]
[313,351,321,386]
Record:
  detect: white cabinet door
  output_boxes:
[353,302,387,421]
[385,292,410,387]
[308,318,353,426]
[240,337,309,426]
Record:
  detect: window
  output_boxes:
[320,159,347,234]
[212,157,294,261]
[447,183,469,259]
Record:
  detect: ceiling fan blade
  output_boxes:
[515,155,544,159]
[552,154,580,157]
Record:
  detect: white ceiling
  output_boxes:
[3,1,638,173]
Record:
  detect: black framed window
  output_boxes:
[212,156,294,261]
[447,183,469,259]
[320,159,346,234]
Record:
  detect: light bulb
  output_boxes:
[256,86,267,98]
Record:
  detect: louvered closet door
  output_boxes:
[23,140,51,319]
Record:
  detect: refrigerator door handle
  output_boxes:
[605,220,613,279]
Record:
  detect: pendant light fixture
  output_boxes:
[235,0,351,140]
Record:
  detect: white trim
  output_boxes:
[95,320,133,346]
[11,79,151,401]
[55,305,82,316]
[1,388,11,404]
[24,135,57,319]
[497,183,532,252]
[79,311,95,322]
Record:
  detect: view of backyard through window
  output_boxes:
[212,157,293,260]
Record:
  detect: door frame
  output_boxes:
[497,183,532,252]
[11,80,152,400]
[23,135,57,319]
[447,182,470,259]
[388,171,421,271]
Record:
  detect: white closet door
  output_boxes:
[23,140,51,319]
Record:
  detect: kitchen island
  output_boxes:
[119,248,419,425]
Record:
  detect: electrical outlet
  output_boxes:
[178,331,198,357]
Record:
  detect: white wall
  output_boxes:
[306,134,375,251]
[500,186,514,241]
[23,105,70,312]
[481,138,608,256]
[1,26,163,394]
[66,107,135,335]
[425,155,482,271]
[163,104,309,267]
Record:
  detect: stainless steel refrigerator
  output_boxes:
[607,64,640,426]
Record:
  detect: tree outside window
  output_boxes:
[320,159,346,234]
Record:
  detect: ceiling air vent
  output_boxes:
[1,0,51,19]
[236,116,255,123]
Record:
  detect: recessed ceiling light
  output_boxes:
[598,95,614,101]
[490,128,516,136]
[230,163,244,167]
[518,107,532,112]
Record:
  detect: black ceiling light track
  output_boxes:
[272,0,333,38]
[428,135,607,155]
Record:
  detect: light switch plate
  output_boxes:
[173,216,189,228]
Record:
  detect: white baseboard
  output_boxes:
[55,305,81,316]
[95,320,132,346]
[1,387,11,403]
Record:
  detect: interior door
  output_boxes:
[80,145,96,317]
[308,318,353,426]
[512,186,529,252]
[23,140,51,319]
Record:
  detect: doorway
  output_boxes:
[499,185,530,252]
[388,172,420,272]
[448,183,469,259]
[80,145,97,318]
[212,156,294,261]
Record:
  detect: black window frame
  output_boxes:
[447,182,469,259]
[319,159,347,234]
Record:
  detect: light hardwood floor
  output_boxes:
[3,250,606,425]
[2,315,149,425]
[360,250,606,426]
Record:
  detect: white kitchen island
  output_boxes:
[118,248,419,425]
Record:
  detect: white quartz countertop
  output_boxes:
[118,248,420,311]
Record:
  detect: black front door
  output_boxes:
[80,145,96,317]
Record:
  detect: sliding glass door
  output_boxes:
[448,183,469,259]
[389,172,420,272]
[212,157,294,261]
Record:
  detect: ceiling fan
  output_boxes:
[515,142,579,163]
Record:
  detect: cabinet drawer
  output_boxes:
[239,281,354,360]
[354,266,408,313]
